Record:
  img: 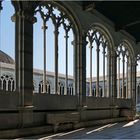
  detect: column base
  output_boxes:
[18,106,34,128]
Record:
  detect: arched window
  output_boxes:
[116,42,131,99]
[3,79,6,91]
[86,27,110,97]
[34,2,75,95]
[68,83,73,95]
[58,81,64,95]
[0,75,15,92]
[38,80,51,94]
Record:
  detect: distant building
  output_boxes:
[0,50,74,95]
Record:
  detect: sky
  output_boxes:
[0,1,74,76]
[0,1,15,59]
[0,1,140,78]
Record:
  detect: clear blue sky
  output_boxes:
[0,1,74,76]
[0,1,139,78]
[0,1,15,59]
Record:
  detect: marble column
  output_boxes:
[11,2,36,127]
[127,58,132,99]
[131,61,137,118]
[12,10,36,107]
[112,52,117,98]
[76,33,87,107]
[109,51,117,118]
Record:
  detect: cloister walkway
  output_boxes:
[19,119,140,139]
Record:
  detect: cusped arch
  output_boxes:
[38,80,51,93]
[0,74,15,91]
[86,22,115,51]
[118,39,135,61]
[58,81,65,87]
[33,1,81,38]
[58,81,65,95]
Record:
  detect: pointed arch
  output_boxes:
[33,1,81,96]
[86,23,114,98]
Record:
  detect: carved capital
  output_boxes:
[23,13,37,23]
[11,11,37,24]
[64,34,69,39]
[42,25,48,30]
[54,29,59,35]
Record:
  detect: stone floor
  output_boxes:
[18,119,140,139]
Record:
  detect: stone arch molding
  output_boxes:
[117,39,135,61]
[86,22,115,51]
[33,1,81,38]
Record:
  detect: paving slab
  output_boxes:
[19,119,140,139]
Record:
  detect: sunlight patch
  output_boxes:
[86,123,117,134]
[123,119,139,127]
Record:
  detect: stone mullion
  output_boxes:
[106,50,110,98]
[42,21,48,93]
[65,31,69,95]
[117,57,120,98]
[73,40,76,96]
[129,61,132,99]
[72,39,77,96]
[122,55,125,98]
[54,27,59,94]
[89,42,93,96]
[126,57,129,98]
[96,44,100,97]
[110,52,113,102]
[102,46,105,97]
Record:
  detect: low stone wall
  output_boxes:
[33,94,78,110]
[0,113,19,130]
[0,92,18,109]
[86,97,110,109]
[114,98,131,108]
[0,92,133,132]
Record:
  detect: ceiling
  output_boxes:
[80,1,140,43]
